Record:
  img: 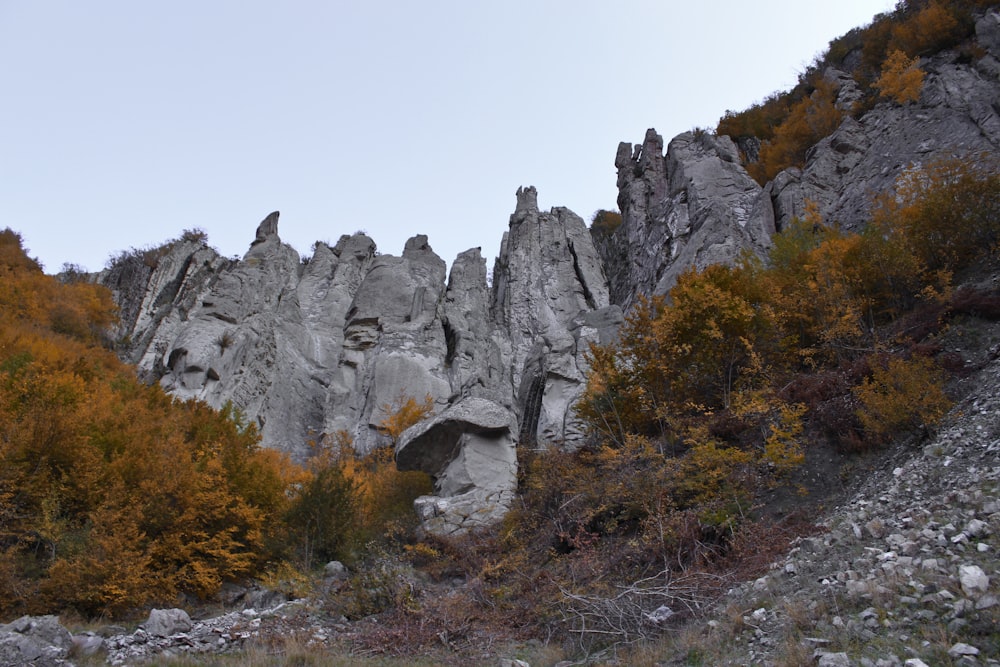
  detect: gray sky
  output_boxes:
[2,1,895,274]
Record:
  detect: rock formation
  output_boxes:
[101,190,619,532]
[596,129,774,309]
[595,11,1000,309]
[396,397,518,535]
[100,8,1000,534]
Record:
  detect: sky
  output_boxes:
[2,1,897,275]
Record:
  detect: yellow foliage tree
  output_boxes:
[874,49,924,104]
[889,0,962,57]
[854,355,951,443]
[751,77,843,183]
[377,393,435,445]
[0,231,300,618]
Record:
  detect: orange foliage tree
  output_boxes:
[749,77,843,183]
[0,231,298,618]
[873,49,925,103]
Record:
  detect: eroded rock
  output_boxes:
[397,397,517,534]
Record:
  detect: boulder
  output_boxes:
[141,608,193,638]
[323,560,349,580]
[0,615,73,666]
[396,397,517,534]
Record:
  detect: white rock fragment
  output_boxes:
[948,642,980,657]
[959,564,990,596]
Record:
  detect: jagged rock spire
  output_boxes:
[252,211,280,245]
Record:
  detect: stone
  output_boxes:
[964,518,989,537]
[323,560,348,580]
[0,615,73,666]
[816,651,851,667]
[644,605,675,624]
[975,594,998,610]
[959,564,989,596]
[142,608,193,638]
[948,643,980,657]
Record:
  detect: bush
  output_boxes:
[873,49,925,103]
[854,354,952,444]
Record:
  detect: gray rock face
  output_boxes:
[596,129,774,309]
[396,397,517,535]
[104,195,615,532]
[492,186,621,447]
[770,55,1000,236]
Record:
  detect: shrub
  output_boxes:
[284,452,361,569]
[854,354,952,444]
[873,49,925,103]
[590,209,623,236]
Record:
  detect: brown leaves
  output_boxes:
[874,49,925,103]
[0,233,296,617]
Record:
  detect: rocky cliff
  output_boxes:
[595,9,1000,309]
[101,187,620,533]
[100,8,1000,534]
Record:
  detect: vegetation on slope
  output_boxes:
[349,157,1000,657]
[0,234,430,619]
[716,0,999,183]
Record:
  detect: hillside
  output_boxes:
[2,2,1000,666]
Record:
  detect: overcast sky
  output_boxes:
[2,1,896,275]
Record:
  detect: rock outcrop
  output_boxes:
[100,9,1000,534]
[769,49,1000,236]
[102,193,618,532]
[595,11,1000,310]
[595,129,775,309]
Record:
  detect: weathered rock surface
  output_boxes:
[397,397,518,535]
[491,186,621,447]
[770,59,1000,237]
[102,194,616,532]
[596,129,774,309]
[596,14,1000,309]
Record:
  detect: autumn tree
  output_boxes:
[873,49,925,103]
[0,232,298,618]
[872,157,1000,276]
[750,76,843,183]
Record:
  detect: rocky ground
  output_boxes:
[648,324,1000,666]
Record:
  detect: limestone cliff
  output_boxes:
[101,191,619,532]
[595,9,1000,309]
[100,8,1000,534]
